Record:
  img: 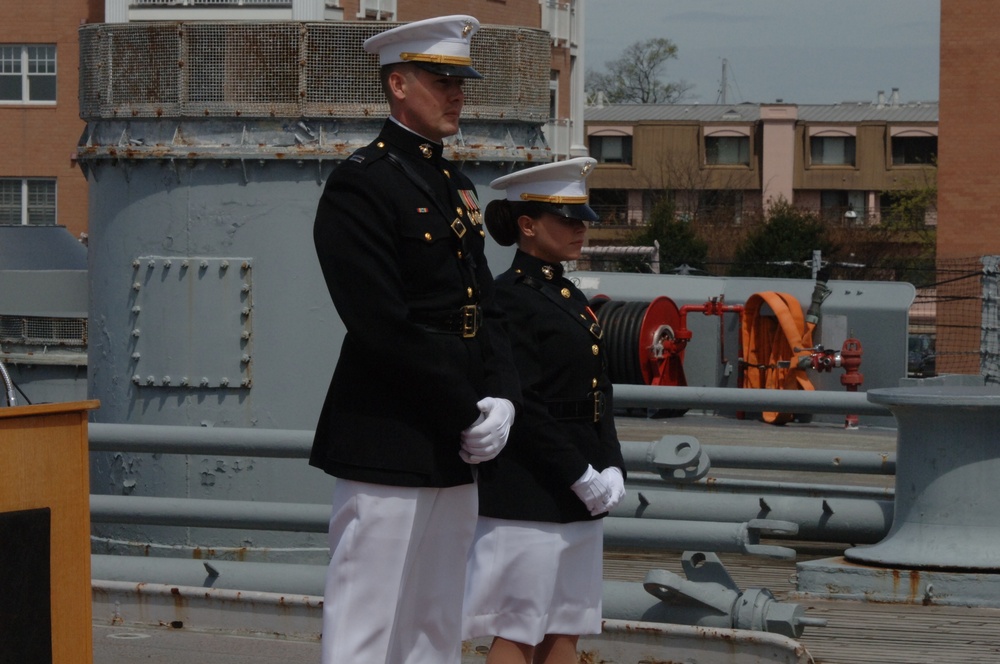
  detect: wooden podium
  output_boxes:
[0,400,99,664]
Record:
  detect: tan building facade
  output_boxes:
[584,98,938,228]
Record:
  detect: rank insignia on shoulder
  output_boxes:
[348,154,366,164]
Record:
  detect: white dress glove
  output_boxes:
[460,397,515,464]
[571,465,610,516]
[572,465,625,516]
[599,466,626,513]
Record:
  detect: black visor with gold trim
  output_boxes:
[411,61,482,79]
[403,53,483,78]
[541,202,599,222]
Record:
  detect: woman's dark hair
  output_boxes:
[484,199,552,247]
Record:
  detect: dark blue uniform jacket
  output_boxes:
[477,251,626,523]
[310,119,520,487]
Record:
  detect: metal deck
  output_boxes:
[92,413,1000,663]
[604,414,1000,664]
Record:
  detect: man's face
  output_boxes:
[389,65,466,142]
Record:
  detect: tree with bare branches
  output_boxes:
[586,38,693,104]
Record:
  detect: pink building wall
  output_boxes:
[759,104,798,209]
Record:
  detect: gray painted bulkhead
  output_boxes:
[0,226,89,405]
[77,18,553,558]
[78,21,912,560]
[83,131,533,560]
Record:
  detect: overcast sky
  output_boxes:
[583,0,940,105]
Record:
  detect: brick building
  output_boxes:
[936,0,1000,374]
[1,0,102,240]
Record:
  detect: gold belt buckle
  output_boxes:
[460,304,480,338]
[592,390,605,423]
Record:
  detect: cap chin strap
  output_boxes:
[400,52,473,66]
[519,193,589,205]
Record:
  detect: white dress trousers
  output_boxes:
[320,478,478,664]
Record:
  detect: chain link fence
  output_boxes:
[907,256,998,383]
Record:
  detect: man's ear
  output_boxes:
[386,68,408,101]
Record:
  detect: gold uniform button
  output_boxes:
[592,345,599,356]
[467,287,474,298]
[457,250,463,258]
[443,169,451,178]
[480,229,485,237]
[592,378,598,388]
[376,141,385,148]
[424,232,433,242]
[456,207,463,216]
[561,288,571,298]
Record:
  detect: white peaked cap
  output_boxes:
[490,157,598,205]
[363,15,482,77]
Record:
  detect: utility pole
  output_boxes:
[717,58,728,105]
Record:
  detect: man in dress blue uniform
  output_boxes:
[310,15,521,664]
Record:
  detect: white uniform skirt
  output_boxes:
[463,516,604,645]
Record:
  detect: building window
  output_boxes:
[0,179,57,225]
[820,190,849,222]
[705,136,750,165]
[357,0,395,20]
[549,70,559,122]
[892,136,937,165]
[697,190,743,223]
[590,135,632,164]
[821,190,866,223]
[0,45,56,104]
[588,188,628,224]
[811,136,856,166]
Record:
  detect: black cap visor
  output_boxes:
[413,61,483,79]
[543,202,599,223]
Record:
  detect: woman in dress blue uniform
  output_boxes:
[463,158,627,664]
[310,16,520,664]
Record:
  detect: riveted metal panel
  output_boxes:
[130,256,252,389]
